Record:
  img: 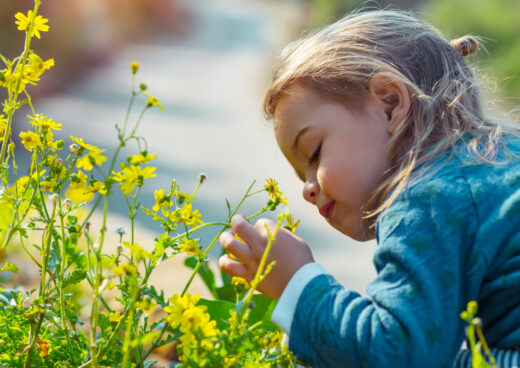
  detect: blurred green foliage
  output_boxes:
[425,0,520,100]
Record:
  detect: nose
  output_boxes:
[302,178,319,204]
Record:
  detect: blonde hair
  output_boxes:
[264,9,520,228]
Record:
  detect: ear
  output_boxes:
[368,74,411,135]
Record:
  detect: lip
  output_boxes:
[318,202,334,221]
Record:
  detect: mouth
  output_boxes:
[318,202,334,221]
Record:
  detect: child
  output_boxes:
[218,9,520,368]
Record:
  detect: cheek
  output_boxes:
[317,159,351,195]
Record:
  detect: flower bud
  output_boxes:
[62,198,72,208]
[467,301,478,316]
[50,193,59,203]
[139,83,147,91]
[130,61,140,75]
[56,140,65,149]
[69,143,78,153]
[472,317,483,328]
[116,227,126,237]
[116,242,124,253]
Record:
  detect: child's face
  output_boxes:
[274,83,393,241]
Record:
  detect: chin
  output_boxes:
[334,222,375,242]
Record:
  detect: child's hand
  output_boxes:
[218,215,314,300]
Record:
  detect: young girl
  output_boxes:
[218,9,520,367]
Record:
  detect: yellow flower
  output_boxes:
[143,92,164,110]
[28,114,61,131]
[112,263,138,277]
[77,148,107,171]
[40,177,58,193]
[0,115,8,142]
[15,176,30,194]
[164,293,219,351]
[164,293,201,329]
[70,170,89,186]
[14,10,49,39]
[19,131,41,151]
[88,180,106,195]
[283,213,300,233]
[66,170,100,202]
[173,190,195,203]
[112,165,157,195]
[123,241,150,262]
[167,208,184,223]
[231,276,250,290]
[129,151,157,165]
[152,189,172,212]
[70,135,97,152]
[26,54,54,81]
[264,178,288,204]
[180,203,203,227]
[109,311,122,323]
[178,238,202,255]
[136,299,156,314]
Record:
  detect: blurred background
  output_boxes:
[1,0,519,295]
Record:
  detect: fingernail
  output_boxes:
[232,215,245,224]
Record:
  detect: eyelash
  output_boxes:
[308,143,322,165]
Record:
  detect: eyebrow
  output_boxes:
[292,126,309,153]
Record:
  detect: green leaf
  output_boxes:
[215,284,235,302]
[0,262,18,273]
[198,298,234,330]
[248,294,277,326]
[143,285,166,306]
[63,269,87,287]
[225,198,231,219]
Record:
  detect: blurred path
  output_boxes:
[39,0,376,293]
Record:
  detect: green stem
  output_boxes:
[181,229,226,297]
[240,215,284,319]
[57,192,73,352]
[122,276,140,368]
[140,181,259,361]
[23,311,45,368]
[475,323,497,367]
[0,0,40,164]
[78,299,135,368]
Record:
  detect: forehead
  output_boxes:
[273,84,321,136]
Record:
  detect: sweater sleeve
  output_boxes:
[287,172,479,368]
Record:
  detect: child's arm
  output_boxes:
[218,215,315,300]
[220,174,478,368]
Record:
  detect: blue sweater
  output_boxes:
[283,137,520,367]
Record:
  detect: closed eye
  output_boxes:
[308,143,322,165]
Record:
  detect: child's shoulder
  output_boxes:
[452,134,520,192]
[393,135,520,211]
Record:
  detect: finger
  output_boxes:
[218,255,251,280]
[219,231,257,266]
[231,215,266,254]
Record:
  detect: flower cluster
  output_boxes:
[263,178,288,212]
[164,293,219,359]
[0,52,53,94]
[0,3,303,367]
